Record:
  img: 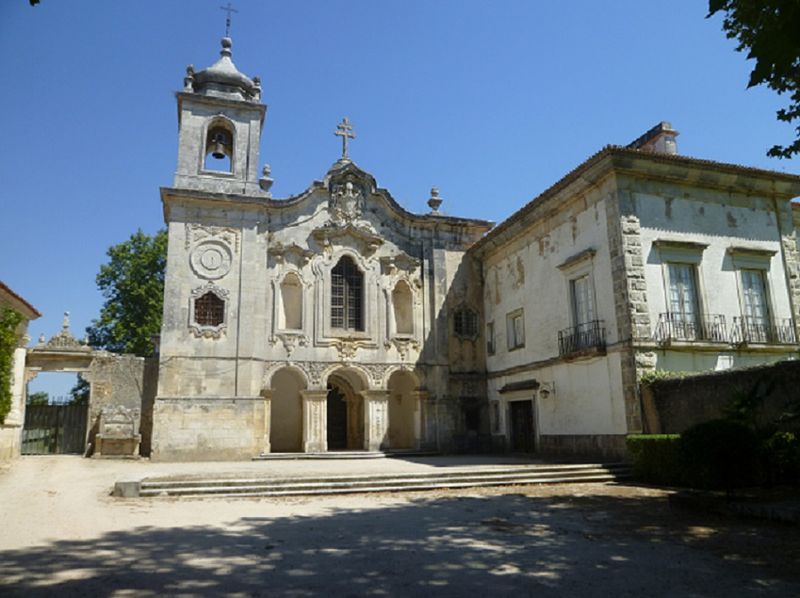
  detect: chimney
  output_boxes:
[627,121,679,155]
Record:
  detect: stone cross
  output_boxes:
[335,117,356,160]
[220,2,238,37]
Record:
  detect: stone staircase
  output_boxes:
[125,463,632,498]
[252,449,440,460]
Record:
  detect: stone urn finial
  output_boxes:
[428,186,443,214]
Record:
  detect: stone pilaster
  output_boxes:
[779,228,800,339]
[361,390,389,451]
[412,390,428,449]
[301,390,328,452]
[605,189,650,433]
[260,390,272,454]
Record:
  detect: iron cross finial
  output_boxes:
[335,117,356,160]
[220,2,238,37]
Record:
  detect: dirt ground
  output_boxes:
[1,456,798,597]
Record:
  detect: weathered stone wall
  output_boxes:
[641,359,800,434]
[150,397,267,461]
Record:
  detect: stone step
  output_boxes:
[141,463,630,489]
[251,449,441,461]
[134,464,632,498]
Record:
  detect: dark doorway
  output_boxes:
[327,383,348,450]
[509,400,534,452]
[22,403,88,455]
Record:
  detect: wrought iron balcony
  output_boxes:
[653,313,728,344]
[731,316,797,345]
[558,320,606,357]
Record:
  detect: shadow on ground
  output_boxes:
[1,491,798,596]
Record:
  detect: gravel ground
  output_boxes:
[1,456,798,596]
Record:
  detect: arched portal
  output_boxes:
[387,370,418,449]
[270,367,306,452]
[326,368,366,450]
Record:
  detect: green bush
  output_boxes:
[626,434,683,486]
[761,431,800,486]
[678,419,759,491]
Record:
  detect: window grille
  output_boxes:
[454,308,478,338]
[194,292,225,327]
[331,256,364,331]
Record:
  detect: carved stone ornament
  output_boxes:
[185,223,240,253]
[329,179,365,226]
[363,363,394,387]
[392,337,420,361]
[379,253,421,276]
[39,312,91,352]
[190,240,233,280]
[276,332,309,357]
[269,241,315,268]
[189,283,229,339]
[312,223,383,257]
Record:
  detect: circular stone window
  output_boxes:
[190,240,233,280]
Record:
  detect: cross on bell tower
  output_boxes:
[335,117,356,161]
[220,2,238,37]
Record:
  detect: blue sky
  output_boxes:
[2,1,797,395]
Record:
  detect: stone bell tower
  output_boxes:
[173,37,271,196]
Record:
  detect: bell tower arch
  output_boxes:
[173,37,270,196]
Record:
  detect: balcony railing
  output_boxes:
[731,316,797,345]
[558,320,606,357]
[653,312,728,344]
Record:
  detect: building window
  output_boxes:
[392,280,413,335]
[194,292,225,326]
[280,273,303,330]
[486,321,496,355]
[454,308,478,338]
[740,269,770,341]
[506,309,525,350]
[667,263,700,337]
[571,274,595,326]
[331,255,363,331]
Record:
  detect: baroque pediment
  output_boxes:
[312,222,384,256]
[379,252,420,275]
[269,240,315,267]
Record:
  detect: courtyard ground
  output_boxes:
[0,456,798,596]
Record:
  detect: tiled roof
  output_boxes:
[0,280,41,319]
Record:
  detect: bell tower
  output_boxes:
[173,37,270,196]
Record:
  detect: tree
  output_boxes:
[27,391,49,406]
[86,229,167,357]
[708,1,800,158]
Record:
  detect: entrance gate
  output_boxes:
[509,400,534,452]
[22,403,89,455]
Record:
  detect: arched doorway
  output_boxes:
[270,367,305,452]
[387,370,418,449]
[326,368,366,450]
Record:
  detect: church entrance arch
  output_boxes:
[269,367,305,452]
[326,368,366,450]
[387,370,418,449]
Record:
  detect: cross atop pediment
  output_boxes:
[335,117,356,160]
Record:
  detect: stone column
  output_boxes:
[260,390,272,454]
[361,390,390,451]
[301,389,328,453]
[412,390,428,450]
[6,347,27,426]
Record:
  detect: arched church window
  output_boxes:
[280,273,303,330]
[392,280,413,335]
[453,307,478,339]
[204,123,233,173]
[194,291,225,327]
[331,256,363,331]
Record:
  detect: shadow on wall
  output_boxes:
[1,493,797,595]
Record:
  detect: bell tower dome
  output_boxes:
[173,37,268,196]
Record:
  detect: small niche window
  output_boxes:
[454,307,478,338]
[204,124,233,173]
[280,273,303,330]
[392,280,414,335]
[331,255,364,331]
[486,321,496,355]
[195,292,225,327]
[506,309,525,350]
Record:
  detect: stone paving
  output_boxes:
[1,456,799,596]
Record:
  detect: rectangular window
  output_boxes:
[667,263,699,340]
[506,309,525,350]
[486,321,495,355]
[741,269,769,341]
[571,274,595,326]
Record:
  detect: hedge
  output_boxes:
[626,434,682,486]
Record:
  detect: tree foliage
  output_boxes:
[708,1,800,158]
[27,391,49,406]
[0,308,24,423]
[87,229,167,357]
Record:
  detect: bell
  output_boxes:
[211,132,228,159]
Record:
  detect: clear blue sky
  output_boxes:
[2,1,797,395]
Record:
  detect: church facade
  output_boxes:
[150,38,800,461]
